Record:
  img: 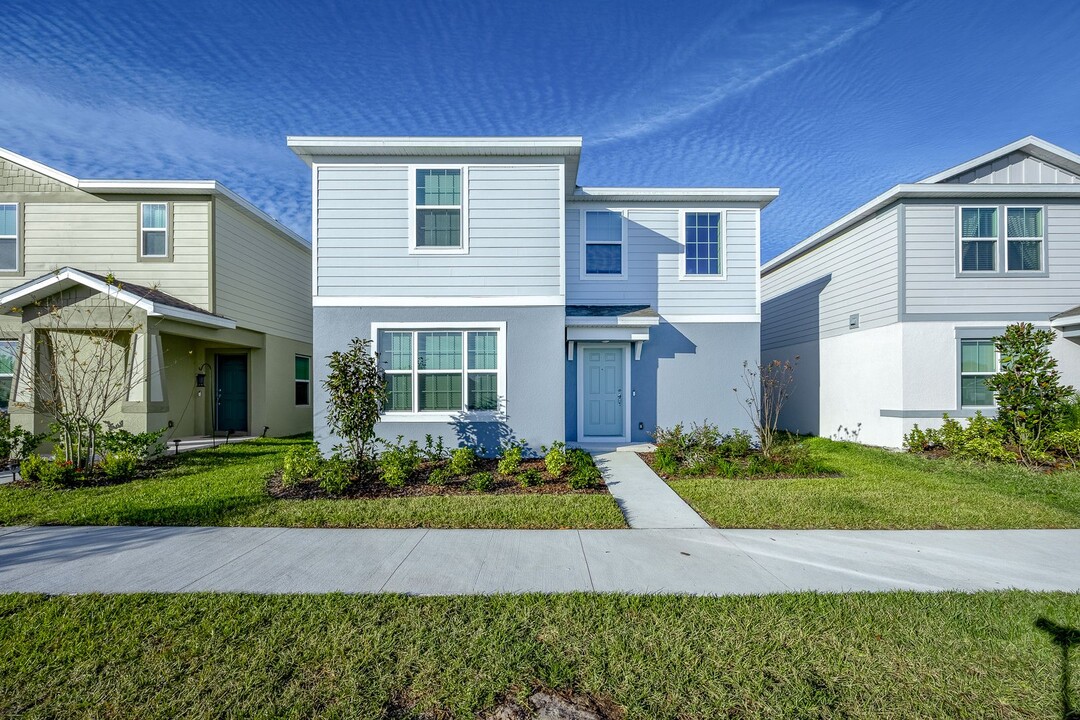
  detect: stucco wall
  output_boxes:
[313,305,565,453]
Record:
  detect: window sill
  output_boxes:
[380,410,503,423]
[408,247,469,256]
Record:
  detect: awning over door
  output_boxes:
[564,305,660,360]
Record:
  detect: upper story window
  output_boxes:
[0,204,18,271]
[376,327,502,414]
[583,210,625,277]
[960,207,997,272]
[413,168,463,251]
[959,339,997,407]
[1006,207,1043,272]
[684,211,723,276]
[140,203,168,258]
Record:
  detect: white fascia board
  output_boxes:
[0,147,81,187]
[313,295,566,307]
[762,182,1080,275]
[918,136,1080,184]
[564,316,660,328]
[566,327,651,342]
[574,187,780,207]
[286,136,583,159]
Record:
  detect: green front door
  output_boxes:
[215,354,248,432]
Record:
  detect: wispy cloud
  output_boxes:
[592,4,885,144]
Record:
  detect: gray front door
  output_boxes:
[583,346,624,438]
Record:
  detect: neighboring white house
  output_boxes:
[288,136,778,450]
[761,136,1080,448]
[0,147,313,439]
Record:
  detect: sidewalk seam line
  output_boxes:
[576,531,595,591]
[378,529,429,592]
[176,527,290,591]
[717,531,793,591]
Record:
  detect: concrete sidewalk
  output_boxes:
[1,525,1077,596]
[594,451,709,529]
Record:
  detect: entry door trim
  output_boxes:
[576,342,631,444]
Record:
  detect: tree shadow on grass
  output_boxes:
[1037,617,1080,720]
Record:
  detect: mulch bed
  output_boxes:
[267,457,609,500]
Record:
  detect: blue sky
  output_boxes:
[3,0,1079,259]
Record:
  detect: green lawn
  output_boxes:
[0,591,1076,718]
[669,436,1080,529]
[0,438,626,529]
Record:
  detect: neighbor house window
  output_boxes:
[583,211,624,276]
[0,204,17,271]
[960,207,997,272]
[294,355,311,406]
[376,328,501,413]
[414,169,462,249]
[0,340,15,412]
[960,339,996,407]
[684,212,722,275]
[140,203,168,257]
[1006,207,1043,271]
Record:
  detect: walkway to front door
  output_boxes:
[593,450,710,529]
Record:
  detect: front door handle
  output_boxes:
[617,391,622,406]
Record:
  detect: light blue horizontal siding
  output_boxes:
[565,205,758,315]
[904,202,1080,315]
[762,206,899,351]
[315,164,562,297]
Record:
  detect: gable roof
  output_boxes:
[0,267,236,329]
[0,146,308,249]
[763,136,1080,275]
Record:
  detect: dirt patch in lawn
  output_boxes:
[267,457,609,500]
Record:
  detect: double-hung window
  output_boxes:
[960,339,996,407]
[141,203,168,258]
[0,204,17,271]
[583,210,624,277]
[377,328,501,414]
[684,212,723,276]
[960,207,997,272]
[1006,207,1043,271]
[0,339,16,412]
[414,169,463,250]
[294,355,311,406]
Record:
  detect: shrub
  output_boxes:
[427,466,452,486]
[21,455,82,487]
[282,443,322,487]
[518,468,543,488]
[316,455,352,495]
[903,413,1014,463]
[324,337,387,463]
[986,322,1075,459]
[497,444,524,476]
[653,446,679,476]
[1046,429,1080,465]
[422,435,448,461]
[0,415,46,465]
[98,451,139,482]
[718,429,754,459]
[98,427,166,461]
[379,436,424,488]
[567,448,601,489]
[466,471,494,492]
[1059,394,1080,432]
[542,441,568,478]
[449,446,478,476]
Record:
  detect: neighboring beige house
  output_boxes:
[0,147,312,439]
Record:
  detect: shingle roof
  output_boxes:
[565,305,658,319]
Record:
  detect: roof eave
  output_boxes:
[572,187,780,207]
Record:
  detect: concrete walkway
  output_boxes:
[594,451,709,529]
[1,525,1077,596]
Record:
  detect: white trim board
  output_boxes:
[314,295,565,307]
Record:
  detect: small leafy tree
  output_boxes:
[985,322,1074,459]
[734,357,799,459]
[323,337,386,464]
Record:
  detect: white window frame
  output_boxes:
[579,208,628,280]
[678,209,727,280]
[0,203,18,272]
[294,354,311,407]
[408,165,469,255]
[371,321,506,422]
[957,205,999,274]
[1004,205,1045,273]
[0,338,16,412]
[958,338,998,408]
[140,202,169,258]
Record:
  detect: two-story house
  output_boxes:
[761,136,1080,448]
[288,136,777,450]
[0,146,313,439]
